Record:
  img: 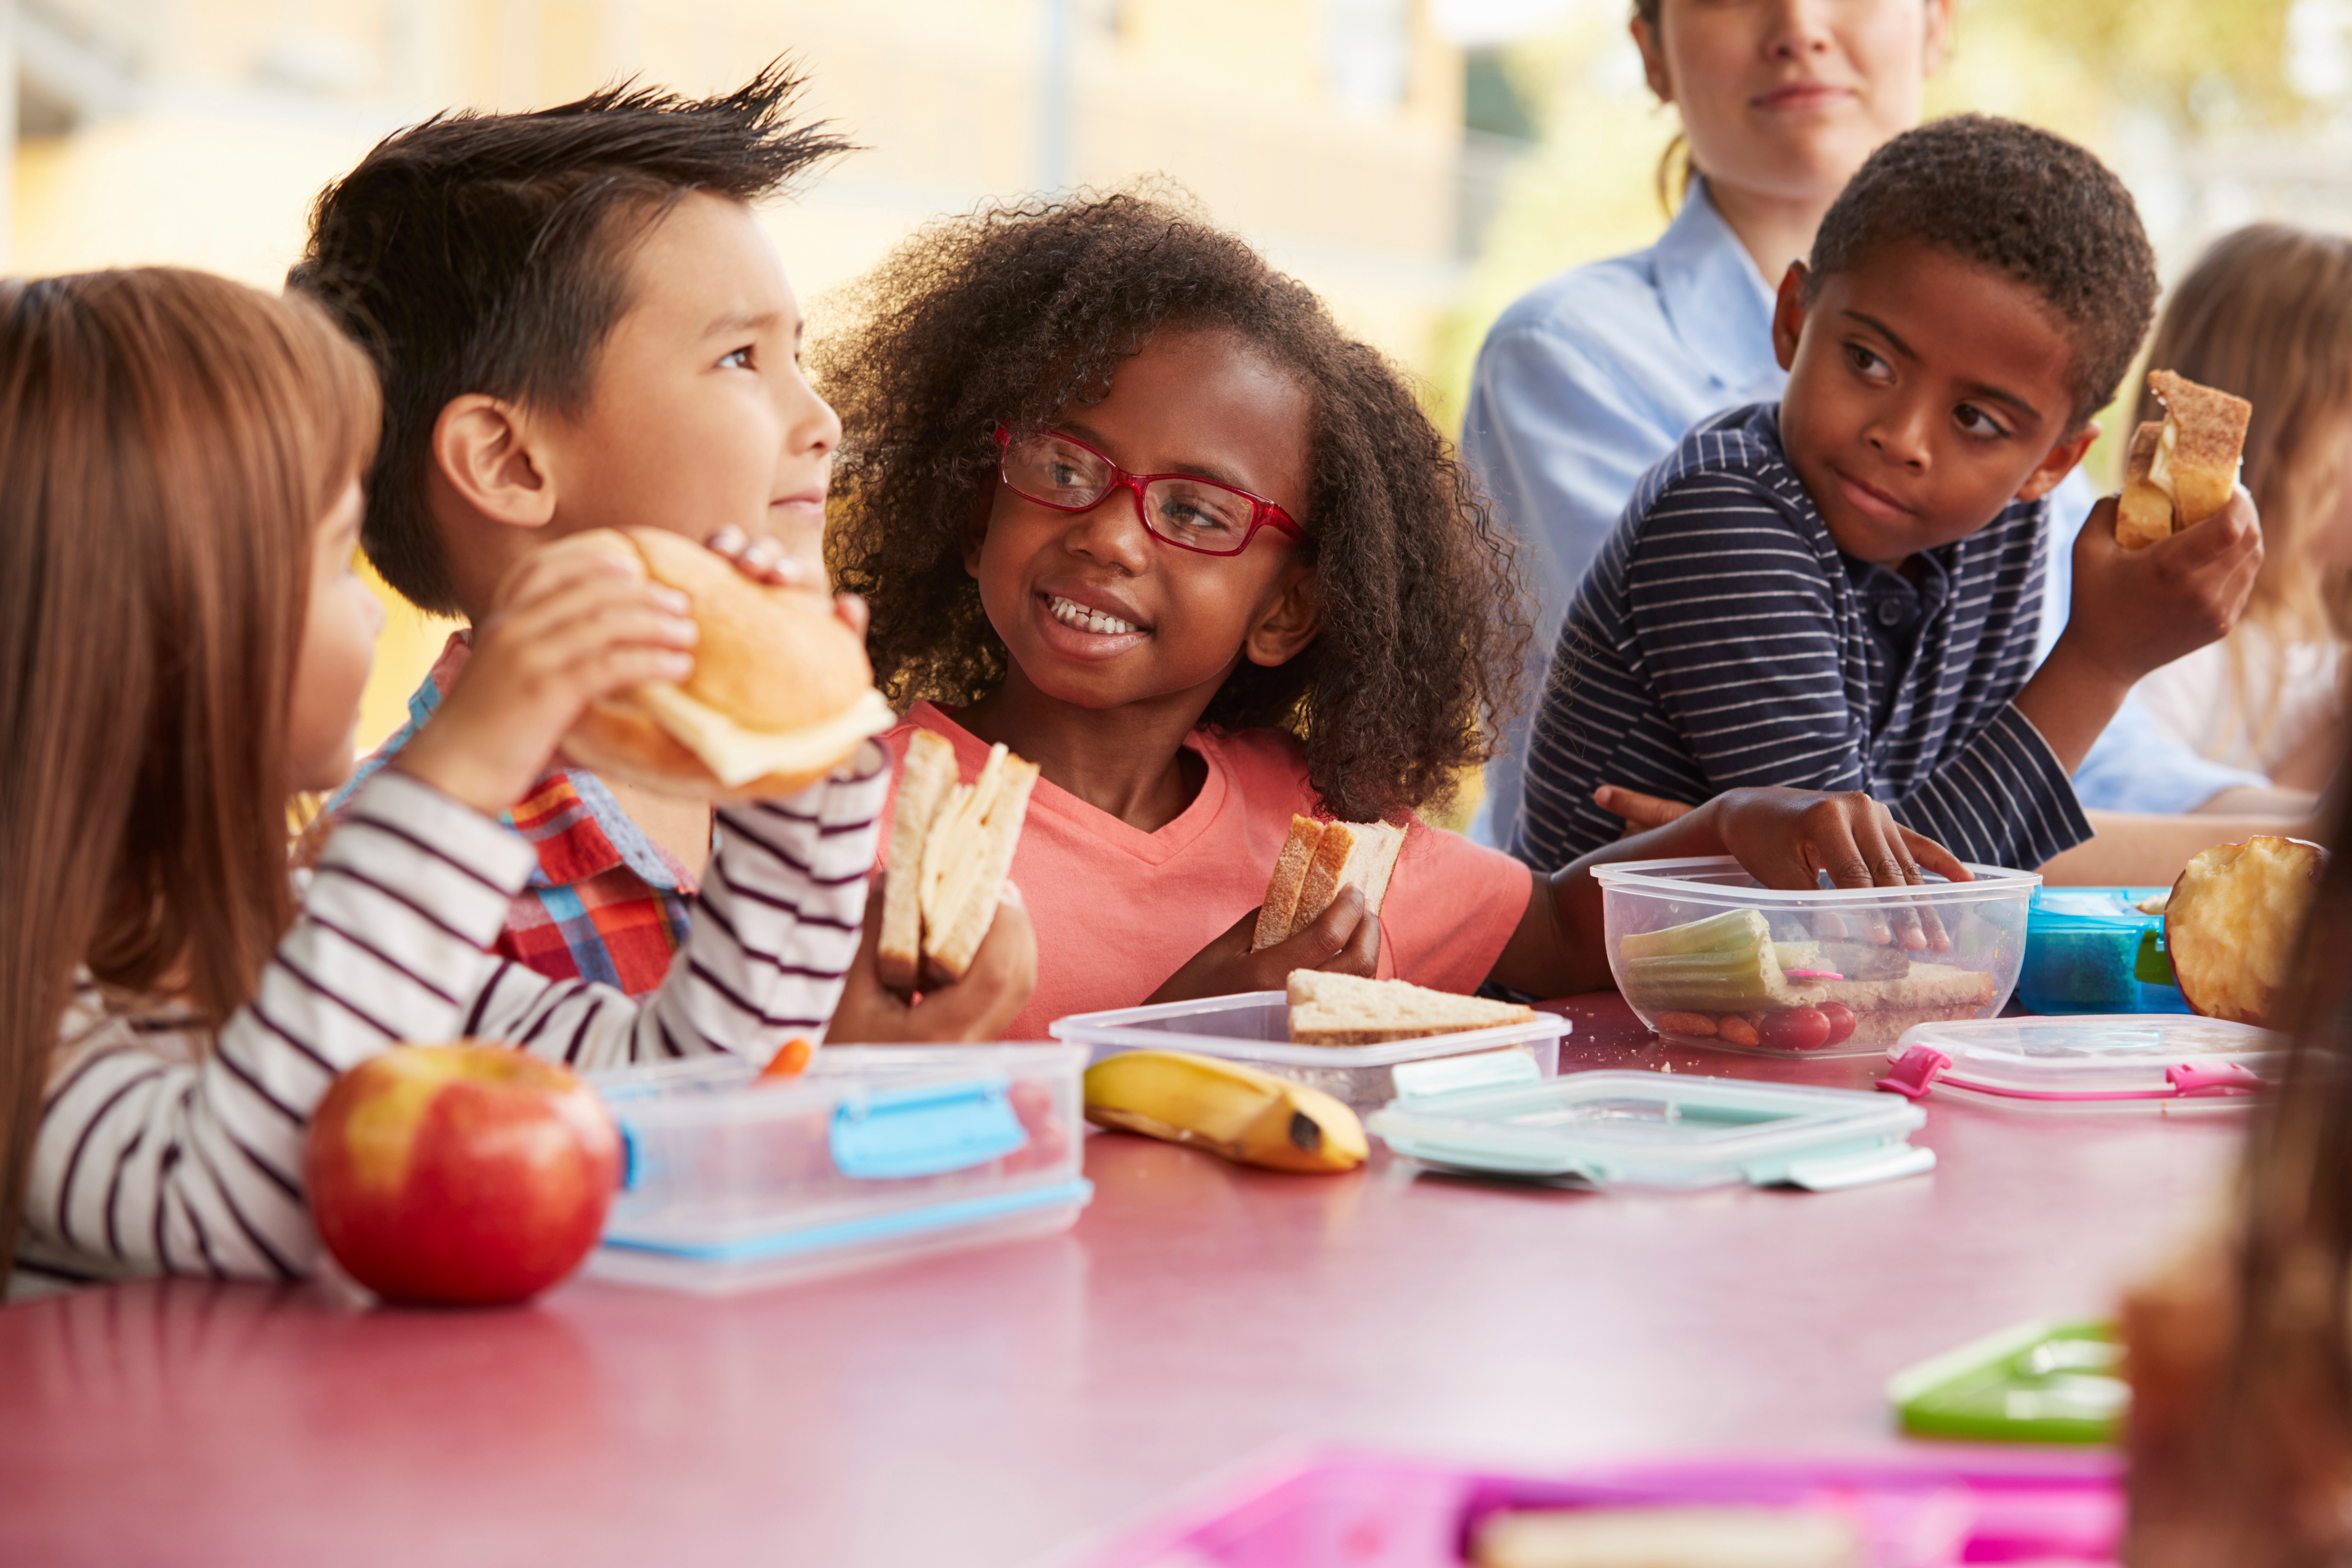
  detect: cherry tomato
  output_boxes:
[1759,1007,1832,1052]
[1818,1001,1857,1046]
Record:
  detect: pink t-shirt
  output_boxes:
[879,702,1533,1040]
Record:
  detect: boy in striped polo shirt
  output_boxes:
[1514,116,2263,875]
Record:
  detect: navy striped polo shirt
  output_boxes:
[1510,401,2092,873]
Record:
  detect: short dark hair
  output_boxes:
[289,64,852,613]
[815,189,1530,824]
[1807,113,2159,428]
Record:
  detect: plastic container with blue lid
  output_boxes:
[585,1044,1091,1294]
[2018,887,2190,1015]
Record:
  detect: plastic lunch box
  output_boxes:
[1080,1447,2123,1568]
[585,1044,1092,1294]
[1888,1319,2125,1445]
[1049,990,1566,1113]
[2016,888,2190,1015]
[1595,855,2039,1060]
[1367,1052,1932,1191]
[1877,1014,2282,1112]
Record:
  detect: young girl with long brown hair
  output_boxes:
[2132,223,2352,792]
[0,269,894,1298]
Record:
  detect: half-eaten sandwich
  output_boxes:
[1287,970,1536,1046]
[2117,369,2251,550]
[877,730,1040,991]
[1252,816,1406,951]
[560,528,897,799]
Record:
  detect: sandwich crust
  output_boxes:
[2147,369,2251,530]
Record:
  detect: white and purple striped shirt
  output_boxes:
[1512,402,2094,874]
[13,752,886,1298]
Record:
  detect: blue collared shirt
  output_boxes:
[1461,180,2264,845]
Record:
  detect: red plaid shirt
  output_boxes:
[333,633,695,997]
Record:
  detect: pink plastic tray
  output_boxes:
[1081,1447,2121,1567]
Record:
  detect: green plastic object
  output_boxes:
[1887,1318,2125,1445]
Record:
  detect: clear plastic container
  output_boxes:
[1050,990,1565,1112]
[1595,855,2040,1060]
[2018,887,2190,1015]
[585,1044,1091,1294]
[1879,1014,2282,1113]
[1368,1054,1932,1191]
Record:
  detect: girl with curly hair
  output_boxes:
[819,191,1946,1034]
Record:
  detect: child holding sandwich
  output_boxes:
[292,67,1029,1040]
[1512,116,2266,876]
[821,191,1975,1037]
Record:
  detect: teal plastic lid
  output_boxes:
[1369,1057,1932,1191]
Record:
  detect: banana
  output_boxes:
[1082,1050,1368,1174]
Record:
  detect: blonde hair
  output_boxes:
[2137,224,2352,756]
[0,270,380,1292]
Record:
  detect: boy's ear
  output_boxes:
[433,395,559,530]
[1243,562,1320,668]
[2015,421,2101,505]
[1771,263,1810,373]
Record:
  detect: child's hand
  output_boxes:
[826,874,1037,1042]
[1710,787,1969,951]
[1142,885,1380,1006]
[1596,784,1695,837]
[394,536,698,818]
[2064,490,2263,686]
[704,525,869,640]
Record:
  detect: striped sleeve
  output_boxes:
[25,768,534,1282]
[462,739,889,1072]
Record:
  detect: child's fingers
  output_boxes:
[1282,884,1371,970]
[1898,827,1971,884]
[1594,784,1694,831]
[496,537,658,612]
[493,576,699,659]
[835,591,870,640]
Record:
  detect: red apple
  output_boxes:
[305,1043,622,1305]
[2165,836,2329,1026]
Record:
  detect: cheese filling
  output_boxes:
[2147,415,2179,501]
[632,683,897,788]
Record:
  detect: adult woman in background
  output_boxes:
[2131,224,2352,793]
[1462,0,2286,864]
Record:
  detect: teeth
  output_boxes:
[1047,594,1139,637]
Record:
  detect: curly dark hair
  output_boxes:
[814,190,1528,824]
[290,64,852,614]
[1807,113,2159,427]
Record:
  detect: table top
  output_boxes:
[0,997,2242,1568]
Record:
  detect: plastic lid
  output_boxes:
[2027,887,2169,933]
[1884,1015,2281,1103]
[1367,1062,1930,1191]
[1592,854,2038,906]
[1049,989,1568,1068]
[1887,1319,2125,1445]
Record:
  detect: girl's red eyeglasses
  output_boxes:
[993,425,1304,557]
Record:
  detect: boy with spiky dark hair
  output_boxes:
[298,67,1033,1038]
[1515,115,2264,876]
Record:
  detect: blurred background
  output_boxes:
[5,0,2346,747]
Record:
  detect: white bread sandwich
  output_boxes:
[1813,962,1994,1047]
[1251,817,1406,951]
[876,730,1039,990]
[2116,370,2251,551]
[1472,1504,1859,1568]
[1287,969,1536,1047]
[559,528,896,799]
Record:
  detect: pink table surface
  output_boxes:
[0,996,2241,1568]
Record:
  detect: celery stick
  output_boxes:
[1621,909,1771,962]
